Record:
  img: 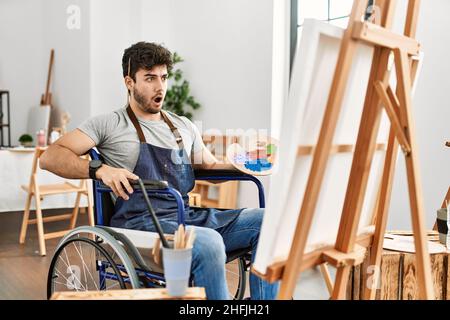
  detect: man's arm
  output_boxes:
[40,129,138,200]
[39,129,93,179]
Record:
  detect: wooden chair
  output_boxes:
[19,147,94,256]
[191,180,238,209]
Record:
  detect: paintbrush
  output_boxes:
[138,179,169,248]
[185,228,196,249]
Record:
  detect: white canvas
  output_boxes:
[254,19,392,274]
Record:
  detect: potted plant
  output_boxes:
[164,52,201,120]
[18,134,33,147]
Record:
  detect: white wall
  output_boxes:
[2,1,447,222]
[0,0,274,208]
[0,0,45,144]
[167,0,273,132]
[0,0,90,144]
[387,0,450,230]
[90,0,144,116]
[161,0,274,207]
[42,0,91,132]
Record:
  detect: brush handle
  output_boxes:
[138,179,170,248]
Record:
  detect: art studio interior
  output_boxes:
[0,0,448,301]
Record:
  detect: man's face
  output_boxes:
[131,65,168,114]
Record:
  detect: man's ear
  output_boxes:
[124,76,134,91]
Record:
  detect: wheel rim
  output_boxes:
[225,257,247,300]
[55,226,140,289]
[47,237,125,299]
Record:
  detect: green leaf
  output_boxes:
[165,53,200,119]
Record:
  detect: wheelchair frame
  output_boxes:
[47,149,265,298]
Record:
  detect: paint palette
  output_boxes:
[226,136,278,176]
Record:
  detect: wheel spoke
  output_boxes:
[72,241,99,290]
[226,270,240,277]
[78,240,88,287]
[60,248,86,291]
[54,265,85,291]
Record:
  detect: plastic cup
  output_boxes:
[162,246,192,296]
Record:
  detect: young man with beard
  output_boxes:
[40,42,279,300]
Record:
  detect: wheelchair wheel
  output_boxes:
[226,256,247,300]
[47,226,140,299]
[47,237,126,298]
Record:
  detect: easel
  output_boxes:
[254,0,434,300]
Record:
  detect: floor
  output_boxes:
[0,209,92,299]
[0,209,254,300]
[0,209,326,300]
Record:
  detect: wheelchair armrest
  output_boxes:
[97,179,168,190]
[193,169,266,208]
[130,179,169,189]
[93,180,186,225]
[194,168,248,178]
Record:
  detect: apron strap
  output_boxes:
[126,105,185,149]
[126,105,146,143]
[160,110,185,150]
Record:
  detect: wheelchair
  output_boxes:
[47,149,266,300]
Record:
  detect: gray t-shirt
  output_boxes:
[78,107,204,172]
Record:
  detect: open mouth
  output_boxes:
[153,96,163,104]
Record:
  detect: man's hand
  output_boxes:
[96,165,139,201]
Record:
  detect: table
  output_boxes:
[50,287,206,300]
[0,148,88,212]
[348,231,449,300]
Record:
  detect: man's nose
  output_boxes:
[154,78,164,91]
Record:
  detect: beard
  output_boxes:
[133,87,162,114]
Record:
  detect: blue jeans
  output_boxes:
[190,208,279,300]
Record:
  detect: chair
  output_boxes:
[46,148,265,299]
[19,147,94,256]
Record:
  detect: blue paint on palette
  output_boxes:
[244,158,272,172]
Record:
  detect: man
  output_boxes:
[40,41,279,300]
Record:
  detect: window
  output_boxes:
[290,0,373,72]
[298,0,353,28]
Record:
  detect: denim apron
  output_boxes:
[110,105,244,234]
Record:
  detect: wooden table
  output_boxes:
[50,287,206,300]
[348,231,449,300]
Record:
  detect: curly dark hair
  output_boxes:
[122,42,173,81]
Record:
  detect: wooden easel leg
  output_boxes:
[69,192,82,229]
[404,140,434,299]
[363,129,399,300]
[441,187,450,209]
[331,266,352,299]
[319,263,334,296]
[330,0,398,299]
[19,193,33,244]
[277,0,369,300]
[34,191,46,256]
[331,49,394,301]
[86,189,95,227]
[394,48,434,299]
